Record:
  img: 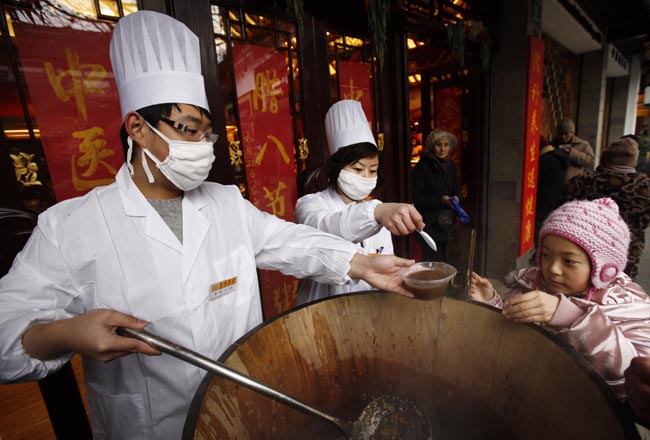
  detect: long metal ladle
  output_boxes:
[118,327,431,439]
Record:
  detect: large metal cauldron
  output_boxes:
[183,293,639,439]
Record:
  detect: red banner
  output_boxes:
[338,60,373,127]
[518,36,544,256]
[435,86,463,183]
[12,15,122,202]
[233,43,299,318]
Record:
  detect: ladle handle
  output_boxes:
[118,327,353,438]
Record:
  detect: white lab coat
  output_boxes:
[294,186,394,305]
[0,165,359,440]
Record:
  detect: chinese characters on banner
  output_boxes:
[12,14,122,201]
[338,60,373,127]
[435,86,463,183]
[518,36,544,256]
[232,43,299,318]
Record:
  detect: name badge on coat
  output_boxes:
[209,276,238,299]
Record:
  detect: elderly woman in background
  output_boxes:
[562,137,650,279]
[412,129,461,261]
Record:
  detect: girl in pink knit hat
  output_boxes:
[470,197,650,398]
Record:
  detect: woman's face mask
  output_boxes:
[337,169,377,201]
[130,120,216,191]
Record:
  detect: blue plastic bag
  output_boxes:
[451,198,470,224]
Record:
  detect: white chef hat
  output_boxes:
[325,100,377,156]
[109,11,210,120]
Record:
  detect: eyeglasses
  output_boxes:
[159,117,219,143]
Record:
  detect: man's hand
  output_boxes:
[625,357,650,427]
[22,309,160,362]
[374,203,425,236]
[348,254,415,298]
[502,291,560,323]
[469,271,495,302]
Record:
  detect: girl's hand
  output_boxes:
[469,272,494,302]
[502,291,560,323]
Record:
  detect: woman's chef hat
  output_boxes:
[109,11,210,119]
[325,100,377,156]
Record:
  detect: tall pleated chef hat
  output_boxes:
[109,10,210,119]
[325,100,377,156]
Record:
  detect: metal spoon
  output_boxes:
[417,230,437,252]
[118,327,430,439]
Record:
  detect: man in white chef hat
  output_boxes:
[0,10,415,440]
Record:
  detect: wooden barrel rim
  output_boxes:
[182,292,641,439]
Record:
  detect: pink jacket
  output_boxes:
[484,267,650,397]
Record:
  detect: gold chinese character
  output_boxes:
[272,279,299,314]
[532,50,543,75]
[530,110,539,134]
[263,180,287,217]
[524,218,533,243]
[229,141,243,167]
[71,126,117,191]
[45,48,107,121]
[72,127,116,177]
[10,152,42,187]
[342,79,363,101]
[298,138,309,160]
[253,69,283,114]
[527,168,536,189]
[529,138,537,162]
[525,194,535,215]
[530,83,541,104]
[255,134,291,166]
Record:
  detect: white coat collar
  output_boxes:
[116,164,149,217]
[115,164,211,279]
[115,164,209,216]
[323,185,349,208]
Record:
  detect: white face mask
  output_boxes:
[337,169,377,201]
[133,120,216,191]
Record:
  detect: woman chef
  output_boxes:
[0,12,415,440]
[295,100,425,305]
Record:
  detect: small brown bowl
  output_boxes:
[401,261,457,299]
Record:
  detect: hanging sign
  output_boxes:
[519,36,544,256]
[338,60,374,127]
[233,42,299,318]
[11,11,122,202]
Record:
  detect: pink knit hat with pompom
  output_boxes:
[538,198,630,289]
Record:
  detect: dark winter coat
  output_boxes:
[535,146,570,242]
[412,155,461,245]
